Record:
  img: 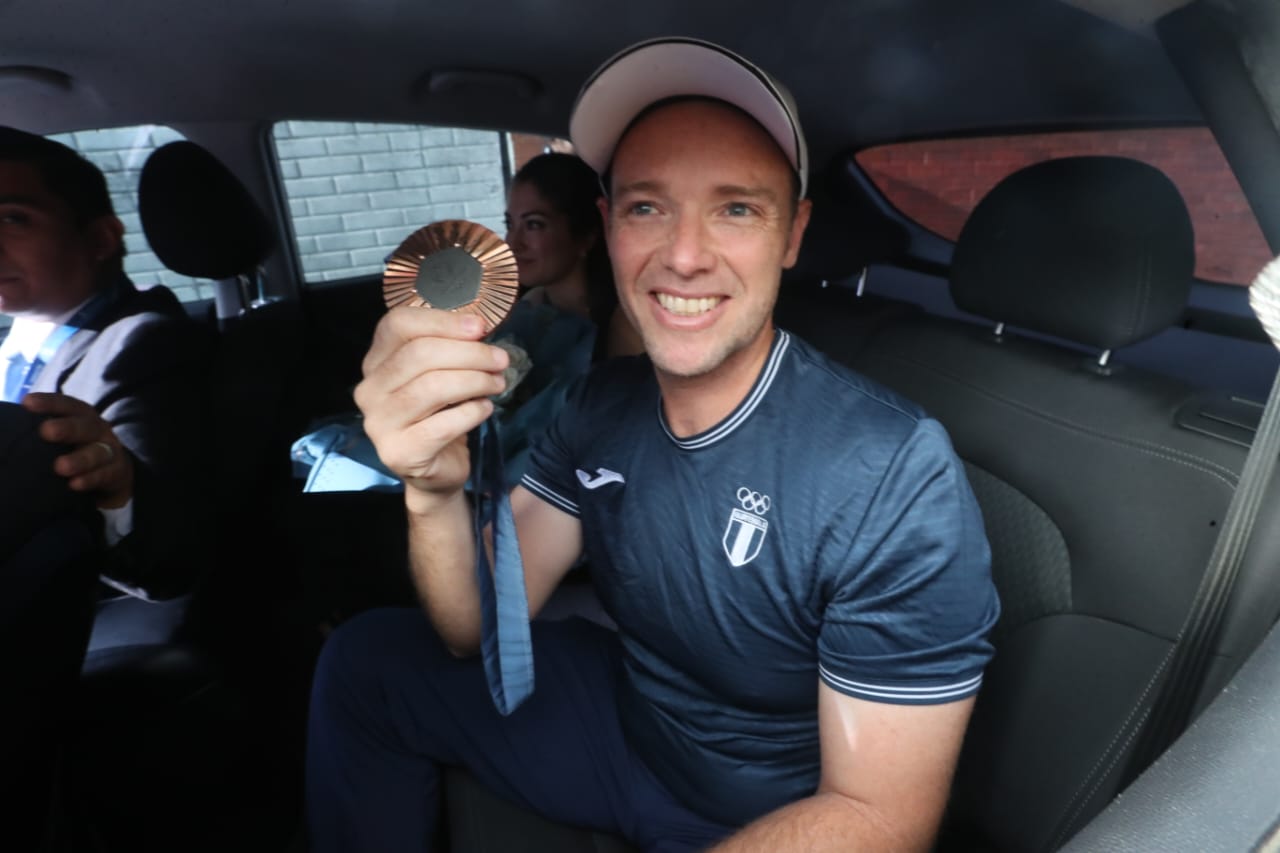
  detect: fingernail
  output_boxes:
[461,315,484,335]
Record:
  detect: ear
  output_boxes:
[85,215,125,264]
[596,196,611,233]
[781,198,812,270]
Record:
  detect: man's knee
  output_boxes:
[310,607,442,714]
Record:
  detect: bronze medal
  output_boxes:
[382,220,519,332]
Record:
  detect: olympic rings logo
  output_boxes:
[737,487,772,515]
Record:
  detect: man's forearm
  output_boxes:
[709,791,930,853]
[406,488,486,656]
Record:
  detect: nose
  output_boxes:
[661,211,714,278]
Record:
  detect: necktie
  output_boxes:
[471,415,534,715]
[3,352,29,403]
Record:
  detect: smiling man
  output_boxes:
[306,37,999,853]
[598,96,809,431]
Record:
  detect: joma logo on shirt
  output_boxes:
[576,467,625,489]
[724,487,770,567]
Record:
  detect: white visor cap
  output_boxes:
[569,37,808,199]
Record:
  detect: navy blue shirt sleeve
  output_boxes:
[818,418,1001,705]
[519,374,587,518]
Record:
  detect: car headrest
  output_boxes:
[138,140,276,280]
[785,156,909,284]
[950,156,1194,351]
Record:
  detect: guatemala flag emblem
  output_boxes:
[723,487,771,567]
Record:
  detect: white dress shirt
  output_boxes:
[1,306,134,543]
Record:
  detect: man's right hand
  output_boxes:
[354,307,509,513]
[23,392,135,511]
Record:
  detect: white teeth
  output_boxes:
[656,293,721,316]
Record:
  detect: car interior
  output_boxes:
[3,0,1280,851]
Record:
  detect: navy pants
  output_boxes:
[305,607,733,852]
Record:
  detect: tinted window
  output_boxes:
[0,125,214,334]
[51,125,218,303]
[856,128,1271,286]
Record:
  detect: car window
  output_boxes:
[856,127,1272,286]
[0,125,216,334]
[274,121,529,284]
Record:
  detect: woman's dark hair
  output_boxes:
[512,152,616,359]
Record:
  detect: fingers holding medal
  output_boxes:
[357,221,521,498]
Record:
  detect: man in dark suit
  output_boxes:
[0,125,213,602]
[0,126,219,850]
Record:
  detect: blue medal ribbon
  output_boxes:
[470,415,535,716]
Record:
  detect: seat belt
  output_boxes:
[1124,255,1280,784]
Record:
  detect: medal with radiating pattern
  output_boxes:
[382,220,519,332]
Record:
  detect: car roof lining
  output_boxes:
[0,0,1203,170]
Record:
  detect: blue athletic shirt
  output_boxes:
[521,329,1000,826]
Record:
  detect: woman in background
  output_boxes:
[491,152,642,484]
[502,151,642,364]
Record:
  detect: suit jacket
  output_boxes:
[31,275,215,599]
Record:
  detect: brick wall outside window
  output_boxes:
[45,122,523,308]
[273,121,511,283]
[856,127,1272,286]
[52,126,208,301]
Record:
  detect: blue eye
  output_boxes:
[725,202,752,217]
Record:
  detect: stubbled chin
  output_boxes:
[642,332,728,379]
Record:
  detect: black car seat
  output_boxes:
[62,140,309,852]
[774,153,919,361]
[136,139,306,641]
[845,156,1280,851]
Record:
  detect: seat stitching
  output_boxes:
[856,349,1233,845]
[861,351,1240,489]
[1046,645,1174,849]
